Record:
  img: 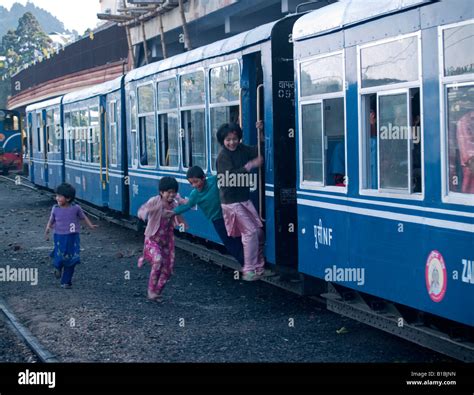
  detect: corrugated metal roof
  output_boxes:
[125,20,278,83]
[25,96,62,112]
[62,76,123,104]
[293,0,435,41]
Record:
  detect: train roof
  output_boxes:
[62,76,123,105]
[293,0,435,41]
[25,96,62,112]
[125,19,279,84]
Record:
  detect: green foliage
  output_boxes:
[0,77,11,108]
[0,2,69,39]
[0,12,53,79]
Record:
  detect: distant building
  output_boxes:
[100,0,120,15]
[48,32,75,51]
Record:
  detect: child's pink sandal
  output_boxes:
[137,257,145,268]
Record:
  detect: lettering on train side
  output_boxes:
[277,81,294,100]
[313,219,332,249]
[132,182,139,196]
[461,259,473,284]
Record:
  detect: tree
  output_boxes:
[0,12,53,79]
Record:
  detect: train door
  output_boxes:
[106,92,127,213]
[240,52,265,222]
[270,16,300,278]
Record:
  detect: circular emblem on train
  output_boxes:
[425,250,447,303]
[0,133,5,142]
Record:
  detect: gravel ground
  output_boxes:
[0,178,454,363]
[0,314,38,362]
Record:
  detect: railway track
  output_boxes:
[0,297,58,363]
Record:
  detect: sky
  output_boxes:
[0,0,101,34]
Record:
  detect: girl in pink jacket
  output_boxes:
[137,177,186,301]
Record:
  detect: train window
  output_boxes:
[130,93,137,131]
[361,36,418,88]
[2,112,18,131]
[378,93,409,190]
[158,113,179,167]
[210,106,239,171]
[13,115,19,130]
[443,23,474,77]
[180,71,205,106]
[210,63,240,171]
[300,54,343,96]
[440,22,474,200]
[299,53,346,188]
[138,85,154,114]
[89,107,100,164]
[109,102,118,166]
[53,110,60,153]
[138,84,157,168]
[139,116,157,167]
[26,118,32,158]
[129,93,138,168]
[361,89,421,193]
[36,113,43,154]
[359,34,422,196]
[362,88,422,193]
[210,63,239,103]
[79,110,88,162]
[46,109,59,153]
[180,71,207,170]
[46,110,52,153]
[64,112,71,159]
[157,79,179,168]
[71,111,80,161]
[157,79,177,110]
[446,85,474,195]
[301,103,323,183]
[301,99,346,185]
[181,109,206,169]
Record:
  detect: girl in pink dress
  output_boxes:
[216,122,265,281]
[137,177,186,301]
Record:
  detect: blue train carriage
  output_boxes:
[62,76,128,213]
[293,0,474,343]
[124,16,301,273]
[26,97,63,188]
[0,109,22,175]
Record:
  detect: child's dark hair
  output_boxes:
[159,176,179,192]
[216,122,242,145]
[55,183,76,202]
[186,166,205,179]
